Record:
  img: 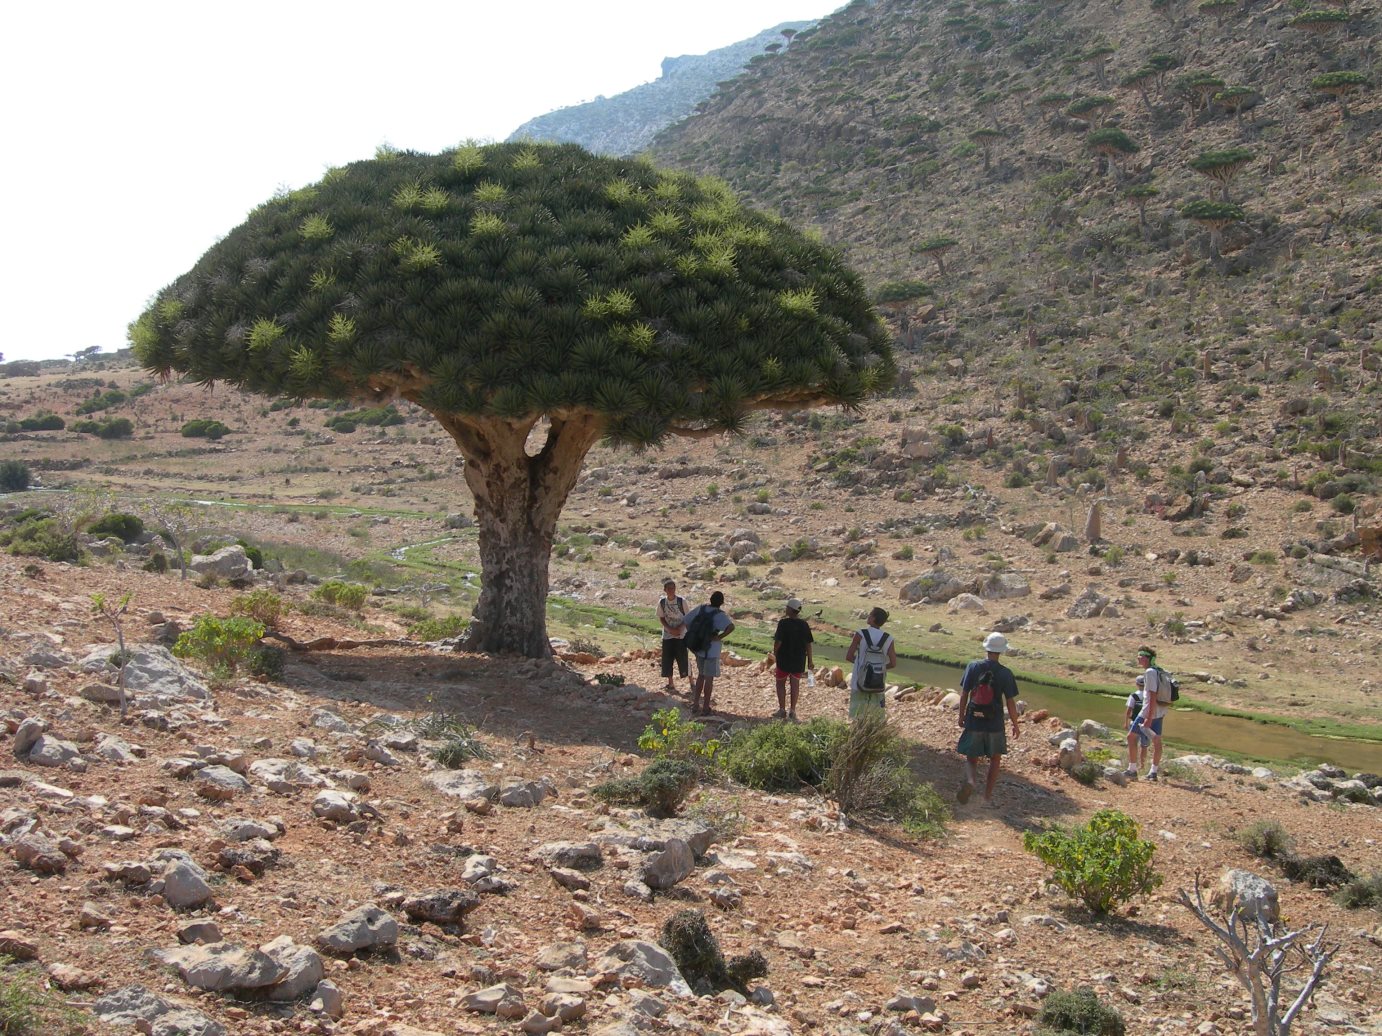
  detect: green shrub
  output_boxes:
[313,580,368,610]
[408,613,469,640]
[1334,870,1382,912]
[0,514,81,562]
[247,645,285,681]
[1237,819,1293,860]
[592,758,699,816]
[87,512,144,543]
[1023,809,1163,914]
[824,710,950,838]
[0,461,33,492]
[1035,986,1126,1036]
[180,418,230,440]
[230,589,285,629]
[75,388,127,414]
[17,413,63,432]
[172,615,265,676]
[719,717,845,791]
[595,671,625,686]
[1070,759,1103,786]
[638,708,720,764]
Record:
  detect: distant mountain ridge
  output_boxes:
[507,22,811,156]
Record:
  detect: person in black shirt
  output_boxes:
[771,599,814,721]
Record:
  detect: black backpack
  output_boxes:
[684,607,719,654]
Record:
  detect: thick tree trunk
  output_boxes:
[436,412,601,657]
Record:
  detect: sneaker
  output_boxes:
[1122,767,1138,780]
[957,780,975,804]
[772,709,787,720]
[1146,770,1159,782]
[788,711,799,723]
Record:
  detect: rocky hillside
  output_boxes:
[651,0,1381,459]
[507,22,811,155]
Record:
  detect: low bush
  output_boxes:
[17,413,64,432]
[595,671,625,686]
[181,418,230,440]
[1237,819,1293,860]
[230,589,285,629]
[718,717,845,791]
[0,461,32,492]
[638,708,720,764]
[246,645,285,681]
[172,615,265,677]
[0,513,81,562]
[1024,809,1163,914]
[87,512,144,543]
[313,580,368,610]
[1035,986,1126,1036]
[592,758,698,817]
[408,613,468,640]
[1279,853,1353,889]
[1071,759,1103,786]
[659,910,768,995]
[1334,870,1382,912]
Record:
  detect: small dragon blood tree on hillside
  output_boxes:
[131,142,894,657]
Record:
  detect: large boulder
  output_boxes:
[93,985,227,1036]
[640,838,695,890]
[1210,869,1280,924]
[317,905,398,953]
[79,644,210,702]
[189,545,254,582]
[148,942,287,993]
[261,936,325,1001]
[594,941,692,996]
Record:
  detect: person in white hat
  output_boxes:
[771,598,814,721]
[956,631,1022,808]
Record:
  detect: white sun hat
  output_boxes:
[983,632,1009,654]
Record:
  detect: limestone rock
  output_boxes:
[1211,869,1280,924]
[189,545,253,581]
[193,765,250,801]
[594,940,692,996]
[317,904,398,953]
[162,859,214,909]
[93,985,227,1036]
[13,832,67,874]
[79,644,210,702]
[402,889,480,924]
[640,837,694,890]
[261,935,325,1001]
[26,735,83,769]
[148,942,288,992]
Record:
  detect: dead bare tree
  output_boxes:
[1179,873,1337,1036]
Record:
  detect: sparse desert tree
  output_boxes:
[1179,874,1338,1036]
[1067,94,1118,126]
[1175,73,1227,115]
[1199,0,1240,28]
[1036,91,1072,122]
[1087,128,1140,179]
[1081,45,1116,87]
[131,143,894,657]
[975,90,1002,127]
[1288,9,1350,40]
[1123,184,1159,227]
[914,236,959,276]
[1311,71,1369,119]
[1188,147,1255,201]
[1120,67,1158,109]
[0,460,32,492]
[1151,0,1179,25]
[968,127,1004,171]
[135,499,201,579]
[91,592,132,719]
[1215,85,1257,123]
[1182,199,1246,259]
[1146,52,1183,96]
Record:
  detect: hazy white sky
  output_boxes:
[1,1,840,363]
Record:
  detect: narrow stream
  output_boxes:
[818,648,1380,773]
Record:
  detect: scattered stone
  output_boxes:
[1211,869,1280,924]
[13,832,67,874]
[93,985,227,1036]
[177,921,224,945]
[640,837,694,890]
[403,889,480,925]
[309,979,346,1018]
[194,765,250,801]
[148,942,288,992]
[312,790,360,823]
[261,935,325,1001]
[0,930,39,961]
[594,940,692,996]
[317,904,398,953]
[162,858,214,909]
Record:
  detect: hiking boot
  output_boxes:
[1145,770,1159,782]
[1122,767,1138,780]
[788,711,799,723]
[957,780,975,804]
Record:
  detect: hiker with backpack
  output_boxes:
[1124,645,1176,781]
[1123,673,1153,778]
[683,590,734,717]
[845,607,896,717]
[956,632,1022,808]
[656,580,689,694]
[771,598,814,721]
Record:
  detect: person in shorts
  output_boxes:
[1126,646,1168,780]
[956,632,1022,808]
[656,580,688,693]
[845,607,896,718]
[1123,674,1152,778]
[684,591,734,717]
[771,598,814,721]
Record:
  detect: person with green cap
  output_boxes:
[1125,646,1168,781]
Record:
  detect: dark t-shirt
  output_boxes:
[960,659,1019,733]
[773,616,814,673]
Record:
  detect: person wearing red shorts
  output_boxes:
[771,599,814,721]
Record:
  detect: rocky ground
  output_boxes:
[2,552,1380,1036]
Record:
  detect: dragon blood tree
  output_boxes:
[131,143,894,656]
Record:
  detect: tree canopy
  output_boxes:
[130,142,895,656]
